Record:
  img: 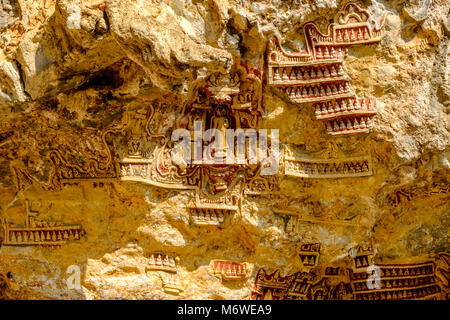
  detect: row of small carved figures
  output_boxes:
[314,98,375,117]
[146,254,183,293]
[352,276,438,291]
[147,253,248,279]
[189,209,230,223]
[213,262,247,277]
[328,27,373,44]
[326,116,374,133]
[353,285,441,300]
[300,254,317,266]
[307,24,374,43]
[6,228,82,243]
[349,265,435,281]
[279,82,352,100]
[120,163,150,177]
[271,44,347,63]
[354,255,370,268]
[272,64,344,82]
[286,160,370,174]
[148,253,176,269]
[315,46,346,60]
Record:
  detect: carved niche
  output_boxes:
[284,154,373,178]
[299,243,321,268]
[120,59,267,224]
[164,59,266,222]
[146,251,183,295]
[210,260,250,281]
[266,3,386,136]
[349,244,374,271]
[147,252,178,273]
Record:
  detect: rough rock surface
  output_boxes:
[0,0,448,300]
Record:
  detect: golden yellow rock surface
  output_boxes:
[0,0,448,300]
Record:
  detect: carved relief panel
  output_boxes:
[299,243,320,268]
[147,252,178,273]
[210,260,250,281]
[349,262,441,300]
[252,257,446,300]
[146,251,183,296]
[0,200,85,247]
[266,3,385,136]
[42,57,278,220]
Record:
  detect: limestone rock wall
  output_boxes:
[0,0,448,300]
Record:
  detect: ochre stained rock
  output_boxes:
[0,0,448,300]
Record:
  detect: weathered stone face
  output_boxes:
[0,0,19,32]
[0,0,448,300]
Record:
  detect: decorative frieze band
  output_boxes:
[0,201,85,246]
[284,155,373,178]
[349,262,441,300]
